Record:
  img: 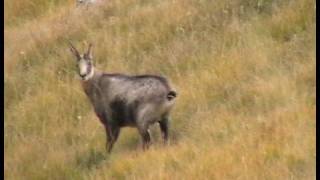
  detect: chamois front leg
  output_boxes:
[104,125,120,153]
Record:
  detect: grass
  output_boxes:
[4,0,315,179]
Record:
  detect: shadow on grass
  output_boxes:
[76,148,109,170]
[75,125,184,171]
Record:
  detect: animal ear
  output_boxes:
[68,41,81,60]
[85,43,93,59]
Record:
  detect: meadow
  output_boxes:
[4,0,316,179]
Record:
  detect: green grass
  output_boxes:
[5,0,315,179]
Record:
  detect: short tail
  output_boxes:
[167,90,177,101]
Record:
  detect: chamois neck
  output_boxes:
[81,69,100,91]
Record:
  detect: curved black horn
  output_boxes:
[86,43,93,59]
[68,40,81,59]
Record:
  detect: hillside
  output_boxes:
[4,0,316,179]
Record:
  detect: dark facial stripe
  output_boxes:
[87,61,92,75]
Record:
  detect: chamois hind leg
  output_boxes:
[159,117,169,144]
[137,125,151,150]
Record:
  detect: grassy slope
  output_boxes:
[4,0,315,179]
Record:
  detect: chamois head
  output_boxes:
[68,42,94,81]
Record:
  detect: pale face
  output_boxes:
[69,42,94,81]
[77,55,94,81]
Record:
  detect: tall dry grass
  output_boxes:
[4,0,315,179]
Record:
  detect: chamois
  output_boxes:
[68,42,177,152]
